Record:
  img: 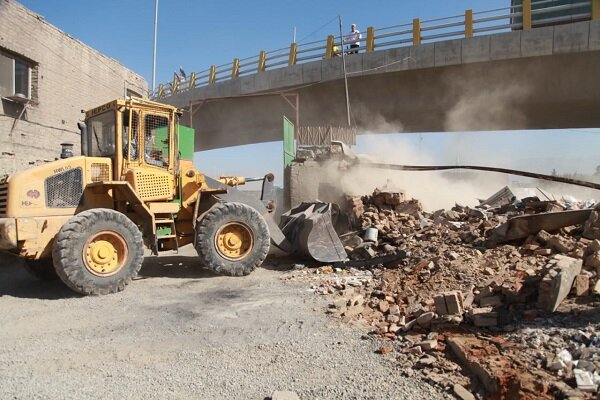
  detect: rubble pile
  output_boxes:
[292,188,600,399]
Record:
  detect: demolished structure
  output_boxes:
[287,185,600,399]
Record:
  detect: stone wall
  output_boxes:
[0,0,147,175]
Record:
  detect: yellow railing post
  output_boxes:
[288,42,297,66]
[522,0,532,30]
[465,9,473,38]
[366,27,375,51]
[231,58,240,79]
[412,18,421,45]
[157,84,164,98]
[325,35,334,58]
[209,65,216,84]
[189,72,196,90]
[593,0,600,19]
[171,73,179,94]
[258,50,266,72]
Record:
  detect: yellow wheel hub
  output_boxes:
[83,231,128,276]
[215,222,253,261]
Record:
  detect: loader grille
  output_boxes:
[45,168,83,208]
[130,170,172,201]
[90,163,111,182]
[0,182,7,217]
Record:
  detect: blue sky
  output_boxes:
[18,0,600,187]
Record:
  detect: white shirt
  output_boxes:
[344,29,361,46]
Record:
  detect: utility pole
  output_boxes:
[338,16,351,127]
[152,0,159,92]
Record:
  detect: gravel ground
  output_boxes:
[0,245,448,400]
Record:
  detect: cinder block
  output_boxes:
[434,39,462,66]
[554,21,590,53]
[590,20,600,51]
[384,46,412,72]
[521,26,554,57]
[461,36,491,63]
[490,31,521,60]
[410,43,435,68]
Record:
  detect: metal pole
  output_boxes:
[339,16,351,127]
[293,26,297,43]
[152,0,159,92]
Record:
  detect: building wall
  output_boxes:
[0,0,147,175]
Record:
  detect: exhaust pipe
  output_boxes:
[78,122,88,156]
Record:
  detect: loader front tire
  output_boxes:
[195,202,270,276]
[23,258,58,281]
[52,209,144,295]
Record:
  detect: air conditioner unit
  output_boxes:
[6,92,29,103]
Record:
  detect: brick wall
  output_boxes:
[0,0,147,175]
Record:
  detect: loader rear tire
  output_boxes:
[23,258,58,281]
[52,209,144,295]
[195,202,270,276]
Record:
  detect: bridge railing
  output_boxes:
[152,0,598,99]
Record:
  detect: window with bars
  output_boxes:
[122,109,140,161]
[143,114,170,168]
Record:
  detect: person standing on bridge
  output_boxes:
[344,24,361,54]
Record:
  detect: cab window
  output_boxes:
[143,114,169,168]
[87,111,115,157]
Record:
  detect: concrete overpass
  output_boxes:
[157,3,600,151]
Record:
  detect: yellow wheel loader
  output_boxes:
[0,97,346,295]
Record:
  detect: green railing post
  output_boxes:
[465,9,473,38]
[258,50,266,72]
[366,27,375,51]
[209,65,216,84]
[412,18,421,45]
[231,58,240,79]
[523,0,532,30]
[325,35,334,58]
[288,43,297,66]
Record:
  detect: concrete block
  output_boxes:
[362,50,386,75]
[537,255,582,312]
[302,60,321,83]
[321,58,343,81]
[271,391,300,400]
[268,64,303,88]
[521,26,554,57]
[461,35,490,63]
[554,21,590,53]
[433,294,448,315]
[490,31,521,60]
[344,53,364,75]
[410,42,435,69]
[590,20,600,51]
[434,39,462,66]
[384,46,412,72]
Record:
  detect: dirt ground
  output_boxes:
[0,245,447,400]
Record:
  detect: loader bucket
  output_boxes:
[279,202,348,263]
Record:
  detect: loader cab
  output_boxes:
[84,98,179,183]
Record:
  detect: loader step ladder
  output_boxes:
[153,214,179,255]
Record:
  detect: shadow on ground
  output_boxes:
[138,254,218,279]
[0,256,77,300]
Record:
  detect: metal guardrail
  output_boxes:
[151,0,598,99]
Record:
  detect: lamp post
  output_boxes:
[152,0,158,92]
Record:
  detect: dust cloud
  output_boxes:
[319,71,543,211]
[323,136,511,211]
